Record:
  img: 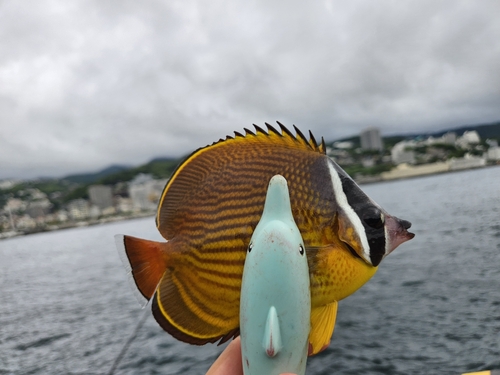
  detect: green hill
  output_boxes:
[63,165,132,184]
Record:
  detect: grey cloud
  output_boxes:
[1,0,499,179]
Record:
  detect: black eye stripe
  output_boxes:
[362,208,384,229]
[358,207,386,266]
[364,216,384,229]
[368,235,386,267]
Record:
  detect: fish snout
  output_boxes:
[399,218,412,230]
[385,215,415,255]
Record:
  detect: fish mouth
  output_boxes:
[385,215,415,255]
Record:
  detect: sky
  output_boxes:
[1,0,499,180]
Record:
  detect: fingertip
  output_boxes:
[206,337,243,375]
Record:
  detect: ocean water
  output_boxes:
[1,166,499,375]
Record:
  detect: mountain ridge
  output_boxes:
[63,165,132,184]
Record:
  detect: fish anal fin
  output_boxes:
[262,306,282,357]
[308,301,338,356]
[152,266,240,345]
[115,235,169,303]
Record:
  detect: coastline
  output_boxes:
[0,210,155,240]
[1,163,498,241]
[354,160,498,184]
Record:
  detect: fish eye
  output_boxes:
[248,243,253,252]
[362,207,384,229]
[299,245,304,256]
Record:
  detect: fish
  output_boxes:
[239,175,310,375]
[115,122,415,355]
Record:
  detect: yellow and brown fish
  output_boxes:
[116,123,414,355]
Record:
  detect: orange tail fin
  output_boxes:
[115,234,169,304]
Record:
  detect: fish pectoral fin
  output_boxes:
[262,306,282,357]
[152,266,240,346]
[308,301,338,356]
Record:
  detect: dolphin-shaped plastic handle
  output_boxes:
[240,175,311,375]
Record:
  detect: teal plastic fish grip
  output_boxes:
[240,175,311,375]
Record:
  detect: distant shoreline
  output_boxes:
[0,211,155,240]
[354,161,499,185]
[2,163,498,241]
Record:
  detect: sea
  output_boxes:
[1,166,499,375]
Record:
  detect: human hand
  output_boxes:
[206,337,297,375]
[206,337,243,375]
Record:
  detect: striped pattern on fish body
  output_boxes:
[117,122,415,351]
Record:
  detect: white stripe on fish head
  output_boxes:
[327,160,372,264]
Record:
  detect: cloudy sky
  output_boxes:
[1,0,499,180]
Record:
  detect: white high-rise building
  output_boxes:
[360,127,383,151]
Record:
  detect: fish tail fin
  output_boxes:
[115,234,170,306]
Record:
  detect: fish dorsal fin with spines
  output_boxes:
[155,123,325,239]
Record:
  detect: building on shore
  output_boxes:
[486,140,500,161]
[88,185,114,209]
[26,199,52,218]
[381,153,488,181]
[391,141,416,165]
[128,174,168,211]
[448,155,486,170]
[380,162,449,180]
[456,130,481,148]
[67,199,90,221]
[4,198,26,213]
[360,127,383,151]
[441,132,457,145]
[115,196,134,213]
